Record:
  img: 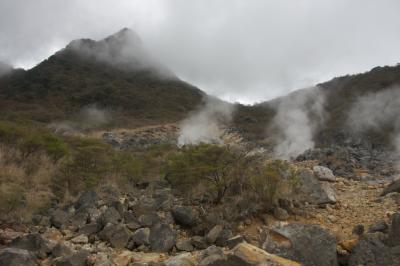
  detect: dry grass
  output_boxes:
[0,145,57,222]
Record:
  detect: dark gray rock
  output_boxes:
[70,208,88,227]
[54,250,90,266]
[206,225,224,244]
[176,239,194,252]
[295,168,336,205]
[50,209,69,229]
[79,223,100,235]
[98,207,121,227]
[389,212,400,246]
[51,243,73,258]
[171,206,199,228]
[99,224,131,249]
[191,236,208,249]
[348,233,400,266]
[165,253,196,266]
[74,190,98,210]
[131,228,150,246]
[215,229,233,247]
[138,213,161,227]
[10,233,52,259]
[381,179,400,196]
[0,248,36,266]
[273,207,290,221]
[369,220,389,234]
[263,223,337,266]
[149,223,177,252]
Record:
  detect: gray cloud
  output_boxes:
[1,0,400,103]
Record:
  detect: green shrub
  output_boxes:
[165,144,243,203]
[19,132,69,161]
[0,121,27,145]
[249,159,298,210]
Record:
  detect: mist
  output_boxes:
[2,0,400,103]
[50,105,111,134]
[271,87,326,159]
[177,97,234,146]
[67,28,174,78]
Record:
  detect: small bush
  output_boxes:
[249,159,298,210]
[19,132,69,161]
[165,144,243,203]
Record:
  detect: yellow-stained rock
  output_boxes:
[339,239,358,252]
[232,242,301,266]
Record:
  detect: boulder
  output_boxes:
[99,224,131,249]
[74,190,98,210]
[51,243,73,258]
[98,207,121,227]
[10,233,52,259]
[176,239,194,252]
[389,212,400,246]
[191,236,208,250]
[263,223,337,266]
[348,233,400,266]
[215,229,233,247]
[199,242,300,266]
[53,250,90,266]
[138,213,161,227]
[79,223,100,235]
[0,248,36,266]
[381,179,400,196]
[50,209,69,229]
[131,228,150,246]
[295,168,336,204]
[165,253,196,266]
[70,234,88,244]
[87,253,114,266]
[274,207,290,221]
[171,206,199,228]
[69,208,89,227]
[313,166,336,182]
[149,223,177,252]
[206,225,224,244]
[369,220,389,234]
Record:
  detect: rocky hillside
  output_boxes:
[0,29,204,126]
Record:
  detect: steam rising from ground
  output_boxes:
[178,97,234,146]
[272,87,326,159]
[50,105,111,134]
[348,86,400,154]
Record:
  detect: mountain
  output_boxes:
[0,28,204,126]
[233,64,400,149]
[0,61,13,77]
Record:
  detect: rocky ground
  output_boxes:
[0,162,399,265]
[1,127,400,266]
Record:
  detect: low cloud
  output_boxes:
[67,28,174,78]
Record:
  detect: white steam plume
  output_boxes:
[272,87,326,159]
[347,86,400,156]
[49,105,111,134]
[178,97,234,146]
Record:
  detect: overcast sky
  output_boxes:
[1,0,400,103]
